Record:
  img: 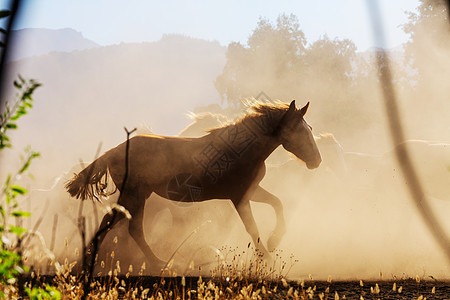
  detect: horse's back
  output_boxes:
[104,134,204,187]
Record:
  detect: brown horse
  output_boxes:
[66,100,321,270]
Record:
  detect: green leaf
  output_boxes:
[23,92,32,101]
[19,152,40,174]
[5,123,17,129]
[0,206,5,220]
[5,193,12,205]
[12,211,31,218]
[18,74,25,83]
[11,185,28,195]
[17,107,27,115]
[0,10,11,19]
[11,110,27,121]
[13,80,22,89]
[0,143,12,150]
[9,225,27,237]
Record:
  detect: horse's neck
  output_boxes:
[233,117,281,163]
[202,111,283,166]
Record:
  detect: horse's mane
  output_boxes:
[207,100,289,134]
[250,101,290,116]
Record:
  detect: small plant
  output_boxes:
[25,285,61,300]
[0,75,41,149]
[0,75,60,298]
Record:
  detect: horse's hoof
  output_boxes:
[253,245,274,266]
[260,251,274,266]
[267,232,283,252]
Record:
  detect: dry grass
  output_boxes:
[8,214,448,299]
[6,243,447,299]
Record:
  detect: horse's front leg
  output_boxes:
[234,199,272,262]
[251,186,286,251]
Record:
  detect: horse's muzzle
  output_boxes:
[306,157,322,169]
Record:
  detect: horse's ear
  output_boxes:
[289,100,296,111]
[300,102,310,116]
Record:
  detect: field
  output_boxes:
[19,274,450,299]
[15,247,450,299]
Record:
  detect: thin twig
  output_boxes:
[92,199,100,231]
[50,214,58,252]
[82,127,135,299]
[31,198,50,233]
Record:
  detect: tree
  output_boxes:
[403,0,449,65]
[401,0,450,140]
[215,14,307,107]
[403,0,450,85]
[215,14,360,108]
[215,14,377,143]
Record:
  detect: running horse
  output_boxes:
[66,100,321,270]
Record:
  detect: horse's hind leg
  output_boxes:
[233,199,272,262]
[85,209,126,272]
[121,191,165,271]
[251,186,286,251]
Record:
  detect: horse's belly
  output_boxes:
[151,173,249,203]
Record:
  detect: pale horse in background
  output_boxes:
[178,111,229,137]
[381,140,450,202]
[264,132,348,186]
[268,135,450,205]
[340,139,450,202]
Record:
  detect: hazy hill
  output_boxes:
[8,28,100,61]
[4,34,226,186]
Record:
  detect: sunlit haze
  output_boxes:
[1,0,449,284]
[14,0,419,51]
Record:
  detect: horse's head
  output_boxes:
[277,100,322,169]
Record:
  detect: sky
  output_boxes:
[6,0,420,51]
[2,0,450,280]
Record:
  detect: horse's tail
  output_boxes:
[65,154,112,201]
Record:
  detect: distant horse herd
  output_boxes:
[24,100,450,273]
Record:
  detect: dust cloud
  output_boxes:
[1,5,449,281]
